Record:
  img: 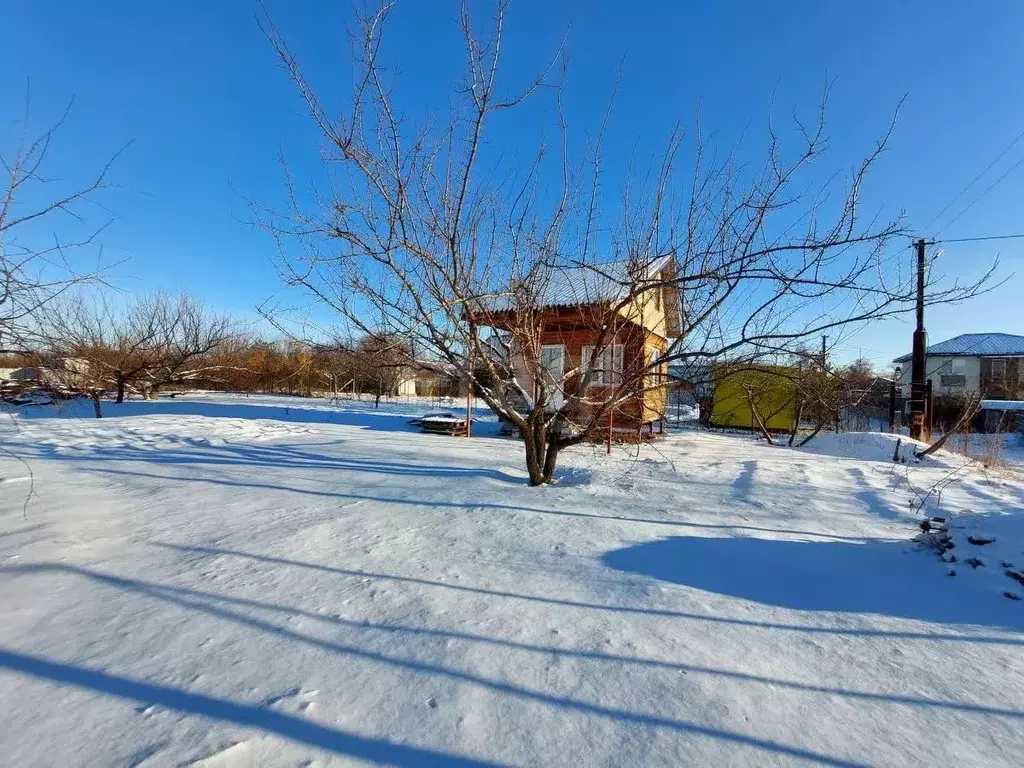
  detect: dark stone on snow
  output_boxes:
[964,558,984,569]
[1004,592,1021,601]
[967,536,996,546]
[1006,570,1024,587]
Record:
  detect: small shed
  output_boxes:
[710,365,798,431]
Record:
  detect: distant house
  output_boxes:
[395,360,465,398]
[484,256,680,437]
[667,360,712,399]
[893,333,1024,401]
[0,358,90,388]
[0,367,38,382]
[395,373,418,397]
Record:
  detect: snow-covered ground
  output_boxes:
[1,393,1022,766]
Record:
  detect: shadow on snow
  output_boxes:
[602,536,1024,632]
[84,463,889,543]
[6,561,1023,721]
[15,396,501,437]
[1,561,962,767]
[153,542,1024,646]
[0,646,496,767]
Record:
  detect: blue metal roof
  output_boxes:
[893,333,1024,362]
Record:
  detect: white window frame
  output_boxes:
[950,358,966,376]
[582,344,624,386]
[991,358,1007,379]
[539,344,566,409]
[539,344,565,383]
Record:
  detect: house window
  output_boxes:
[939,357,967,388]
[582,344,623,385]
[539,344,565,381]
[991,358,1007,379]
[539,344,565,409]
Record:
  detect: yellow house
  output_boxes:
[710,365,798,431]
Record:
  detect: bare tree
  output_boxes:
[49,292,163,403]
[257,2,991,485]
[1,93,125,353]
[352,333,412,407]
[145,293,234,397]
[44,290,233,404]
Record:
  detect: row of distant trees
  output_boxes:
[2,290,422,409]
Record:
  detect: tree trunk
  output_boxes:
[788,399,804,447]
[745,392,775,445]
[541,437,560,484]
[522,426,545,486]
[521,419,561,486]
[90,391,103,419]
[115,375,126,404]
[796,419,826,447]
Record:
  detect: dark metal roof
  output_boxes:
[893,333,1024,362]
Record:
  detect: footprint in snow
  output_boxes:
[261,688,319,713]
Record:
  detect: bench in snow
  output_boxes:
[407,412,471,436]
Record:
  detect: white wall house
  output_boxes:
[894,333,1024,400]
[0,358,92,388]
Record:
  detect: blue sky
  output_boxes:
[4,0,1023,368]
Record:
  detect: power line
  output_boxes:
[923,126,1024,233]
[934,153,1024,237]
[935,232,1024,244]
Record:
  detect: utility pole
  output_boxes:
[909,238,928,441]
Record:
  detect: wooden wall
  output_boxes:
[529,320,669,433]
